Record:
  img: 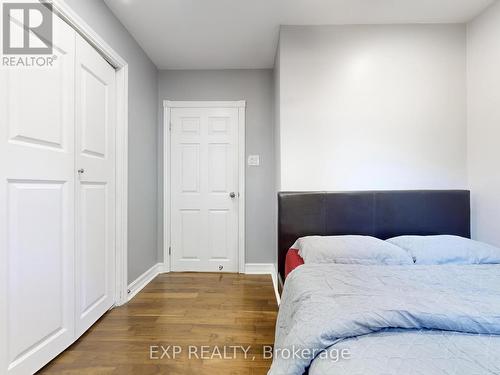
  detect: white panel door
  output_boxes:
[75,34,116,337]
[0,17,76,375]
[170,107,239,272]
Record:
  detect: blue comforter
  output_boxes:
[268,264,500,375]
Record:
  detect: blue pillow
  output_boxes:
[387,235,500,265]
[295,235,414,265]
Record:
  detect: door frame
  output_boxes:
[163,100,246,273]
[49,0,129,306]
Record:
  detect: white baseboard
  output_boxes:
[127,262,166,301]
[244,263,275,274]
[245,263,281,305]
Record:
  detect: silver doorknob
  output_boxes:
[78,168,85,174]
[229,192,236,199]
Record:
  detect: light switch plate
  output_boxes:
[247,155,260,166]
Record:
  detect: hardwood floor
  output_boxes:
[39,273,278,375]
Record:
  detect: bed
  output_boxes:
[271,190,500,375]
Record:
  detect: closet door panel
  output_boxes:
[75,34,116,337]
[0,17,76,375]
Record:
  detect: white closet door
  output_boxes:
[74,34,116,337]
[170,107,239,272]
[0,17,76,375]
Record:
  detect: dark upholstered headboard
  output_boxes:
[277,190,471,283]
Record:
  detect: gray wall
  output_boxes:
[467,1,500,247]
[158,70,276,264]
[65,0,159,283]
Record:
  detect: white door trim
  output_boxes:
[49,0,129,306]
[163,100,246,273]
[164,100,246,109]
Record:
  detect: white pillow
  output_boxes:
[294,235,414,265]
[387,235,500,265]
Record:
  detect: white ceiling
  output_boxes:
[103,0,495,70]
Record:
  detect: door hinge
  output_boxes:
[169,122,172,131]
[168,246,171,256]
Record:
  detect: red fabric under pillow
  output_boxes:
[285,249,304,279]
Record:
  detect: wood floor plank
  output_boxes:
[39,273,278,375]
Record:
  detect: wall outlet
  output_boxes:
[247,155,260,166]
